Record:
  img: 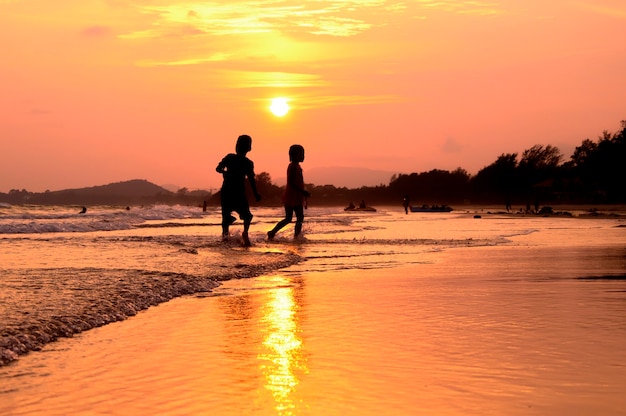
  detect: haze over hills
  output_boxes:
[160,166,395,191]
[275,166,395,188]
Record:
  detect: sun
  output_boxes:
[269,97,290,117]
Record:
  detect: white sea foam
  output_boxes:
[0,204,209,234]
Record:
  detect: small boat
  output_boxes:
[345,201,377,212]
[344,206,377,212]
[410,204,453,213]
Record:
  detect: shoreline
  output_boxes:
[450,204,626,219]
[0,248,302,367]
[2,240,625,415]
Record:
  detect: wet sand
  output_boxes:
[1,239,625,416]
[0,247,302,366]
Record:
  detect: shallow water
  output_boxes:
[1,205,625,415]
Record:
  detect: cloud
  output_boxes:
[577,2,626,18]
[81,26,113,38]
[29,108,51,116]
[226,71,327,88]
[292,94,404,109]
[441,136,462,153]
[103,0,130,6]
[415,0,504,16]
[136,53,232,67]
[120,1,401,40]
[115,0,512,69]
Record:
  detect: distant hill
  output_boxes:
[0,179,184,205]
[275,166,395,188]
[160,183,181,192]
[59,179,172,198]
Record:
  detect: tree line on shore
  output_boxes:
[246,119,626,207]
[2,120,624,207]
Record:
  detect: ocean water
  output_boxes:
[1,203,625,415]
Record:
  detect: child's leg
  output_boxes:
[221,205,231,237]
[242,221,251,246]
[240,208,253,246]
[294,205,305,237]
[268,205,294,239]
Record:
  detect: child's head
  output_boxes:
[289,144,305,163]
[236,135,252,155]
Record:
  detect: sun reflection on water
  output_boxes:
[258,276,307,415]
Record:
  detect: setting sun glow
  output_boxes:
[270,98,290,117]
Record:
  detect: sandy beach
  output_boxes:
[0,241,302,367]
[2,236,626,414]
[1,206,625,415]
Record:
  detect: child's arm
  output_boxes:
[247,163,262,201]
[216,158,226,174]
[248,175,261,201]
[215,158,226,173]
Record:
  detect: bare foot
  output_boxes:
[242,232,251,247]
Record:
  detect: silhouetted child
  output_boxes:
[267,144,310,240]
[216,134,261,246]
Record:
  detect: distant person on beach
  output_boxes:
[216,134,261,246]
[267,144,310,240]
[79,206,87,214]
[403,195,410,214]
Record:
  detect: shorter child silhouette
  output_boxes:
[268,144,310,240]
[216,134,261,246]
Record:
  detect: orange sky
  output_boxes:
[2,0,625,192]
